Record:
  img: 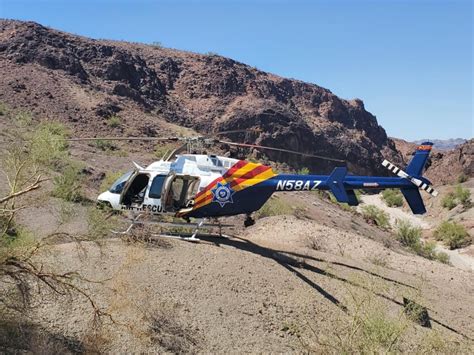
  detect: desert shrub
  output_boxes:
[457,173,468,183]
[151,41,162,48]
[434,250,450,264]
[361,205,390,229]
[396,220,450,262]
[107,115,121,128]
[441,193,457,210]
[297,167,310,175]
[31,121,69,169]
[87,207,113,240]
[0,111,109,329]
[94,139,116,151]
[434,221,470,249]
[441,185,471,210]
[0,102,8,115]
[14,111,33,127]
[146,302,198,352]
[454,184,471,207]
[417,241,450,263]
[52,162,84,202]
[304,276,471,353]
[256,197,293,218]
[396,219,421,248]
[381,189,403,207]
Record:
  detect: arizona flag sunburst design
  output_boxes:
[191,160,276,211]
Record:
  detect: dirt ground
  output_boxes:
[1,117,473,352]
[11,189,473,353]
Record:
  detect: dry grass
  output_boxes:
[145,301,199,353]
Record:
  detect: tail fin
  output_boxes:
[406,142,433,177]
[400,189,426,214]
[382,142,437,214]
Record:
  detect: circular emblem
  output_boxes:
[211,182,235,207]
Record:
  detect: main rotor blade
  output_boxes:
[64,136,182,142]
[218,140,346,163]
[214,128,262,136]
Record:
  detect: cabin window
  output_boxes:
[122,173,149,205]
[109,170,133,194]
[149,175,166,199]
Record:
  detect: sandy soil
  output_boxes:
[358,191,474,272]
[13,191,473,353]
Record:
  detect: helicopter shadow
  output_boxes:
[200,234,348,312]
[198,234,471,339]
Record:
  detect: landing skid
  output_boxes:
[111,214,227,242]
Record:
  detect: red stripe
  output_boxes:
[195,165,271,208]
[194,193,214,208]
[229,165,271,188]
[222,160,248,179]
[194,160,248,199]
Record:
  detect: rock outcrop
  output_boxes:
[0,20,404,174]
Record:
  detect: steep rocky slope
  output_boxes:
[394,138,474,185]
[0,19,403,175]
[413,138,467,151]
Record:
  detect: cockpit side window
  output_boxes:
[109,171,133,194]
[149,175,166,199]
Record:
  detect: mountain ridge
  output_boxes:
[0,19,403,175]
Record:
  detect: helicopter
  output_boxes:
[68,135,438,240]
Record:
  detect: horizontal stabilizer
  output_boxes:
[382,159,438,197]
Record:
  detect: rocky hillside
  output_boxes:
[0,20,403,175]
[394,138,474,185]
[426,139,474,184]
[413,138,467,151]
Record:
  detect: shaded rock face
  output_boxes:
[426,139,474,184]
[393,138,474,185]
[0,20,403,175]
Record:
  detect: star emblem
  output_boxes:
[211,182,235,207]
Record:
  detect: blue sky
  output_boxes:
[1,0,472,140]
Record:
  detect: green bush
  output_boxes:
[441,185,471,210]
[107,115,121,128]
[454,185,471,207]
[31,121,69,169]
[434,221,470,249]
[94,139,116,151]
[297,167,310,175]
[396,219,421,248]
[361,205,390,229]
[256,197,293,218]
[396,220,450,263]
[52,163,84,202]
[0,102,8,116]
[441,193,457,210]
[435,251,450,264]
[381,189,404,207]
[87,207,113,240]
[457,173,468,183]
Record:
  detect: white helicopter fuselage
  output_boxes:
[97,154,240,215]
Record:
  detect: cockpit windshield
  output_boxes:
[109,171,133,193]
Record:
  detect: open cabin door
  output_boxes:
[161,173,200,212]
[119,170,151,206]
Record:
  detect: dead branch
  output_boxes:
[0,175,49,204]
